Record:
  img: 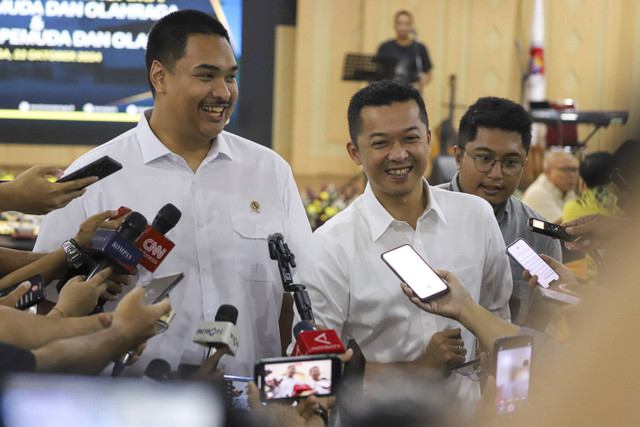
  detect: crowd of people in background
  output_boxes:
[0,8,638,427]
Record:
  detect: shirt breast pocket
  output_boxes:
[231,213,283,282]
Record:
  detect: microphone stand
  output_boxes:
[268,233,314,322]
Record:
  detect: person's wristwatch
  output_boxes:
[61,239,84,269]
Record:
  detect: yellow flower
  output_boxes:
[320,213,328,222]
[307,204,320,215]
[324,206,339,217]
[312,199,322,208]
[319,191,329,201]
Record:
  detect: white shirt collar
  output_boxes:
[362,177,448,242]
[138,109,233,166]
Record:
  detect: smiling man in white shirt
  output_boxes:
[297,80,511,399]
[34,10,311,377]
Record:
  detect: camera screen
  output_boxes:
[260,359,334,399]
[495,345,532,416]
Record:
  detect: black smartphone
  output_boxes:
[451,358,485,382]
[493,335,533,418]
[56,156,122,185]
[0,274,46,310]
[527,218,576,242]
[255,355,342,401]
[506,238,560,288]
[141,272,184,306]
[381,244,449,301]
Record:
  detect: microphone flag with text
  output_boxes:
[193,304,240,360]
[85,211,147,279]
[135,203,182,272]
[291,320,345,356]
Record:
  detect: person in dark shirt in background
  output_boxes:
[376,10,433,92]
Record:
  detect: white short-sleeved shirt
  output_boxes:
[34,110,312,376]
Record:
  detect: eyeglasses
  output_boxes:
[462,150,526,176]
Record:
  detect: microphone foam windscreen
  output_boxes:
[118,211,148,242]
[215,304,238,325]
[293,320,315,339]
[152,203,182,235]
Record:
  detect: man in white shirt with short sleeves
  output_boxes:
[34,10,311,377]
[297,80,512,401]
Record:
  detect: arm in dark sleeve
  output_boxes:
[0,342,36,374]
[419,43,432,72]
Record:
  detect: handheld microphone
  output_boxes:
[135,203,181,272]
[193,304,240,362]
[85,212,146,314]
[291,320,345,356]
[85,211,147,280]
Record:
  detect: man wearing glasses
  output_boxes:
[523,150,579,224]
[438,97,561,325]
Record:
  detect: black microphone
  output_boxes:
[135,203,182,272]
[143,359,171,382]
[193,304,240,364]
[86,211,147,279]
[85,211,147,313]
[151,203,182,234]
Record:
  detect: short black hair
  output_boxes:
[579,151,615,188]
[458,97,532,152]
[347,79,429,147]
[145,9,230,96]
[395,10,413,21]
[613,139,640,187]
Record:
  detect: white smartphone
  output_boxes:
[505,238,559,288]
[494,335,533,418]
[381,244,449,301]
[537,287,582,305]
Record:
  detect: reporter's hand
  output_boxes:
[2,165,98,214]
[246,382,325,427]
[72,209,120,247]
[422,328,467,374]
[0,281,29,308]
[400,269,472,321]
[52,268,112,317]
[522,254,577,289]
[562,214,624,252]
[112,286,171,344]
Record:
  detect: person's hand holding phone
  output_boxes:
[246,382,325,427]
[0,281,30,308]
[521,253,577,290]
[400,269,472,322]
[0,165,98,214]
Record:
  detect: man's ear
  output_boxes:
[149,60,167,94]
[453,145,463,169]
[346,141,362,166]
